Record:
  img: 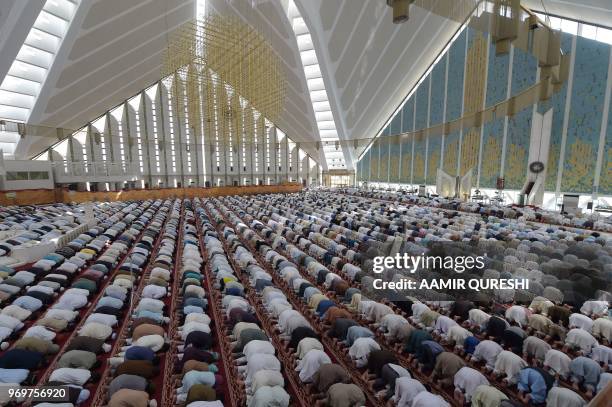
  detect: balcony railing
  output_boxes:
[52,161,141,180]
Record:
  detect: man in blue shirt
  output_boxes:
[517,367,554,405]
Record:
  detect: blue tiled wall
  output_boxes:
[359,24,611,197]
[430,62,446,126]
[562,36,610,193]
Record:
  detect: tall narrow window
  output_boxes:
[285,1,345,169]
[265,119,271,171]
[180,72,193,173]
[277,128,285,171]
[240,97,248,172]
[254,111,260,173]
[212,75,220,169]
[199,77,207,181]
[225,84,234,170]
[0,0,80,123]
[92,116,107,162]
[73,128,88,174]
[110,105,127,171]
[146,85,161,173]
[128,94,145,173]
[164,79,177,173]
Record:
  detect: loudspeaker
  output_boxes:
[205,181,211,188]
[386,0,411,24]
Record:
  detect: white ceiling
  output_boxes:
[295,0,461,168]
[1,0,521,166]
[2,0,466,165]
[523,0,612,29]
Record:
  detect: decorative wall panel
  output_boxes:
[389,135,401,182]
[505,108,532,189]
[400,134,413,183]
[447,30,467,122]
[413,135,426,184]
[358,18,611,199]
[480,117,504,188]
[444,130,460,176]
[562,37,610,193]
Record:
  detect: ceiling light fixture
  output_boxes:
[386,0,414,24]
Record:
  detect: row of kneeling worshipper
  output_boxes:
[206,197,460,407]
[342,187,612,232]
[0,201,164,405]
[2,192,609,407]
[3,200,170,406]
[212,192,611,407]
[0,201,124,266]
[202,203,290,407]
[169,199,224,407]
[103,199,182,407]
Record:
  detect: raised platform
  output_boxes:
[0,183,303,205]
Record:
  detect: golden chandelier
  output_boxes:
[162,14,286,142]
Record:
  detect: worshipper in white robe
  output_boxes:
[471,340,503,370]
[53,292,89,311]
[295,337,324,360]
[592,317,612,344]
[235,340,276,365]
[467,308,490,330]
[185,313,212,326]
[180,322,211,339]
[545,387,586,407]
[565,328,599,354]
[24,325,56,342]
[295,349,331,383]
[569,313,594,333]
[445,325,473,350]
[522,336,551,364]
[529,296,554,315]
[48,368,92,386]
[434,315,458,337]
[505,305,530,327]
[281,314,311,337]
[453,367,489,404]
[348,337,380,368]
[241,354,281,387]
[597,372,612,394]
[543,349,572,379]
[493,350,527,384]
[249,370,285,395]
[79,322,114,341]
[411,303,430,323]
[470,385,509,407]
[580,301,608,318]
[411,391,450,407]
[591,344,612,369]
[277,309,301,333]
[376,314,409,339]
[569,356,602,396]
[393,377,426,407]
